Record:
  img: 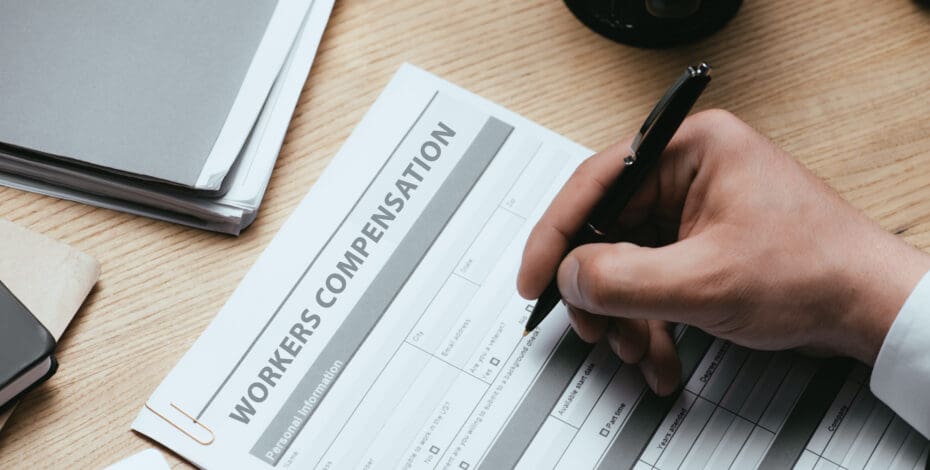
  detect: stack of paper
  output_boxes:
[0,0,334,234]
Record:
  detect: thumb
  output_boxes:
[557,236,721,322]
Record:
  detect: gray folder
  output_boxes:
[0,0,278,188]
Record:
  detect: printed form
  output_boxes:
[133,64,928,469]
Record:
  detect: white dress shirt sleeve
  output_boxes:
[871,270,930,438]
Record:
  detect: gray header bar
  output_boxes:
[595,328,712,470]
[480,330,593,468]
[757,359,852,470]
[477,327,711,470]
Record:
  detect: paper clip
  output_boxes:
[144,402,215,445]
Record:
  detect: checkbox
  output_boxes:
[490,357,500,366]
[459,462,470,469]
[599,428,610,437]
[430,445,440,455]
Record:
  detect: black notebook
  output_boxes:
[0,280,57,411]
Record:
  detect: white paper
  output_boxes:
[133,65,928,469]
[194,0,317,190]
[133,63,591,468]
[104,449,170,470]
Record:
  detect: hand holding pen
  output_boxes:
[516,64,928,396]
[521,63,713,335]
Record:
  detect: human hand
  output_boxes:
[517,110,930,396]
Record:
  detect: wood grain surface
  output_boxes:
[1,1,929,468]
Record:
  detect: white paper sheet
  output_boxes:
[104,449,170,470]
[132,64,928,469]
[133,62,590,468]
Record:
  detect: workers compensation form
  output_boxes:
[133,64,928,469]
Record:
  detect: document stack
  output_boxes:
[0,0,334,234]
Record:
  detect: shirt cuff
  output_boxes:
[871,270,930,438]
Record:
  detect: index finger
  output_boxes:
[517,138,633,299]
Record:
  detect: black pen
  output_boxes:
[523,62,713,336]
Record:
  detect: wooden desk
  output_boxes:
[1,1,928,467]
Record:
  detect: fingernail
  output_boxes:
[640,360,660,394]
[561,256,581,305]
[565,306,582,336]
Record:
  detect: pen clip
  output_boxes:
[631,63,712,159]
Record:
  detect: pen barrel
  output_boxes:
[585,69,710,232]
[524,223,608,333]
[586,153,657,234]
[570,221,608,249]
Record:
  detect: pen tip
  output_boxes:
[522,330,530,337]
